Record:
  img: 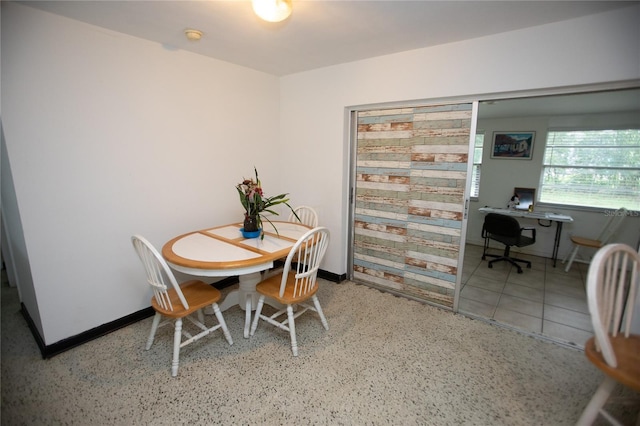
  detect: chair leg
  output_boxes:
[487,246,531,274]
[482,239,505,263]
[564,245,580,272]
[312,295,329,330]
[211,303,233,346]
[287,304,298,356]
[490,256,531,273]
[562,244,571,263]
[145,312,162,350]
[171,318,183,377]
[481,237,493,260]
[511,257,531,274]
[488,257,523,273]
[250,296,265,336]
[244,292,253,339]
[576,376,617,425]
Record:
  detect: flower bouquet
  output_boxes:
[236,167,299,238]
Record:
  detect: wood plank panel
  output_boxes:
[353,103,472,308]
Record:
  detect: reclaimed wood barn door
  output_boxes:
[350,103,475,309]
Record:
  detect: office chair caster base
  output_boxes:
[515,262,531,274]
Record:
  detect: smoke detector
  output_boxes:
[184,29,203,41]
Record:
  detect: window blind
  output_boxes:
[540,129,640,210]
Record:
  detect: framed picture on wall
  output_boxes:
[491,131,535,159]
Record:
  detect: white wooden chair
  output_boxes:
[563,207,628,272]
[288,206,319,228]
[576,243,640,425]
[250,227,330,356]
[131,235,233,376]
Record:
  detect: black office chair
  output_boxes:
[481,213,536,274]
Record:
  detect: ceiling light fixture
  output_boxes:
[184,29,203,41]
[252,0,292,23]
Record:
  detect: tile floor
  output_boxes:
[459,243,594,349]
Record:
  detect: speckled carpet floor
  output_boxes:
[2,279,638,425]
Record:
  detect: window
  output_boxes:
[540,129,640,210]
[470,132,485,198]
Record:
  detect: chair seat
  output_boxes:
[151,280,222,319]
[570,236,603,249]
[256,272,319,305]
[584,335,640,391]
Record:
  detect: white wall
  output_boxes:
[2,2,639,345]
[280,4,640,274]
[2,3,281,344]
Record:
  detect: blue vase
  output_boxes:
[241,228,262,239]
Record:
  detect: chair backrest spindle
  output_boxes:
[597,207,628,244]
[288,206,319,228]
[587,243,640,368]
[280,227,329,299]
[132,235,189,312]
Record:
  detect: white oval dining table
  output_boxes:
[162,221,312,337]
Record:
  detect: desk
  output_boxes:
[478,207,573,267]
[162,221,311,337]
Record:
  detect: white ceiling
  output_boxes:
[478,89,640,119]
[17,0,640,117]
[19,0,636,77]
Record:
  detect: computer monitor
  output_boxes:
[514,187,535,211]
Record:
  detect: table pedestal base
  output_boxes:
[218,272,283,338]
